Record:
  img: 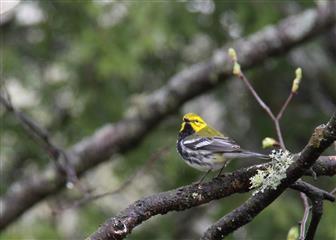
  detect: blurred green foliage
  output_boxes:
[1,0,335,239]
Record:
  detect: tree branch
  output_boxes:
[201,112,336,240]
[86,126,336,240]
[86,157,335,240]
[0,93,80,189]
[54,147,169,211]
[277,92,294,121]
[291,179,333,240]
[230,55,299,150]
[1,2,335,231]
[305,197,323,240]
[291,179,335,240]
[310,155,336,176]
[291,180,335,202]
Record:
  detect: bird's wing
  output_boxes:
[183,135,241,153]
[197,125,224,138]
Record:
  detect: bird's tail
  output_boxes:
[232,150,270,160]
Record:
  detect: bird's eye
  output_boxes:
[183,118,189,122]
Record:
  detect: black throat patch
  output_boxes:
[178,122,195,140]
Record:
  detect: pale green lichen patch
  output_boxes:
[250,150,294,195]
[192,192,199,199]
[249,170,267,189]
[191,192,202,201]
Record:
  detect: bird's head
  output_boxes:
[180,113,207,133]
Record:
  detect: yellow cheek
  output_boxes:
[180,122,186,132]
[192,123,203,132]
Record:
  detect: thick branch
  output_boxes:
[1,3,335,230]
[201,113,336,240]
[310,155,336,176]
[291,180,335,203]
[86,155,336,240]
[87,115,336,240]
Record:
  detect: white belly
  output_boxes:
[185,159,228,172]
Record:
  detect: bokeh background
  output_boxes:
[1,0,335,239]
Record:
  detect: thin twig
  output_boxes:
[236,71,292,149]
[0,90,81,190]
[277,92,294,120]
[232,50,302,150]
[299,192,310,240]
[331,187,336,195]
[274,121,285,150]
[238,72,276,121]
[56,146,169,211]
[231,59,329,240]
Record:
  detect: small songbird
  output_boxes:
[177,113,268,181]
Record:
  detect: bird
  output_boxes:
[176,113,269,182]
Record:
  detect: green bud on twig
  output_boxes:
[228,48,241,76]
[291,68,302,93]
[287,226,299,240]
[262,137,278,148]
[233,62,241,76]
[228,48,237,62]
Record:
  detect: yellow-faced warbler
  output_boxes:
[177,113,269,181]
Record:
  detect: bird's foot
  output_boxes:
[307,167,317,180]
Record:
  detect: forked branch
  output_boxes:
[1,1,335,232]
[201,113,336,240]
[87,113,336,240]
[228,49,302,150]
[0,91,80,190]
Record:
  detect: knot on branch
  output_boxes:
[309,114,336,149]
[111,219,128,235]
[308,124,326,148]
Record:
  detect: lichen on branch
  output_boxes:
[250,150,294,195]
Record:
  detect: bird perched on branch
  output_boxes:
[177,113,269,182]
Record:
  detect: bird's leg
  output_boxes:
[217,160,231,178]
[217,166,225,177]
[198,169,211,184]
